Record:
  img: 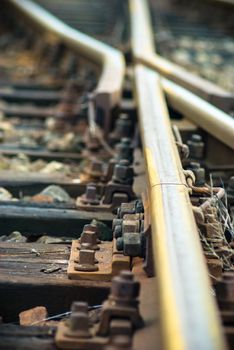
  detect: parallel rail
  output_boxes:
[130,0,234,150]
[133,0,234,113]
[8,0,125,131]
[130,0,227,349]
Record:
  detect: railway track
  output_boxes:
[150,0,234,93]
[0,0,233,350]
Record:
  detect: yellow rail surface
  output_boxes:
[130,0,227,349]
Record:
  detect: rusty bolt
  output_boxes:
[114,225,122,239]
[81,223,101,243]
[116,237,124,250]
[115,138,134,164]
[110,271,140,306]
[66,311,91,338]
[80,183,100,205]
[122,220,140,234]
[117,201,143,218]
[88,159,104,178]
[71,301,88,314]
[113,114,133,140]
[187,134,204,160]
[112,219,123,230]
[187,162,205,186]
[79,229,100,251]
[112,219,123,239]
[123,232,142,257]
[75,249,98,272]
[112,160,133,185]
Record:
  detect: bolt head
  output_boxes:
[67,312,91,338]
[79,230,100,250]
[75,249,98,272]
[71,302,88,314]
[111,270,140,300]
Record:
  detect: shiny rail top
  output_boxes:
[130,0,227,349]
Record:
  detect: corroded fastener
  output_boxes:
[80,183,100,205]
[111,114,133,142]
[187,162,205,186]
[79,228,100,251]
[86,159,104,179]
[187,134,204,159]
[75,249,98,272]
[117,201,143,218]
[65,308,91,338]
[97,270,143,336]
[112,219,123,239]
[110,271,140,307]
[115,138,134,163]
[71,301,89,314]
[112,160,134,185]
[80,223,101,243]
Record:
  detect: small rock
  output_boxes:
[39,185,71,203]
[8,231,27,243]
[0,235,8,242]
[47,132,83,152]
[91,219,112,241]
[30,193,54,203]
[30,159,47,172]
[37,235,67,244]
[20,136,38,149]
[40,161,68,174]
[19,306,48,326]
[0,187,12,201]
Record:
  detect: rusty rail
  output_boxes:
[7,0,125,128]
[130,0,227,349]
[131,0,234,112]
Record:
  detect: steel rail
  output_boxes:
[130,0,234,150]
[7,0,125,127]
[131,0,234,112]
[130,0,227,349]
[162,78,234,150]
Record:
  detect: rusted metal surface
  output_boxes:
[68,240,130,281]
[56,271,142,349]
